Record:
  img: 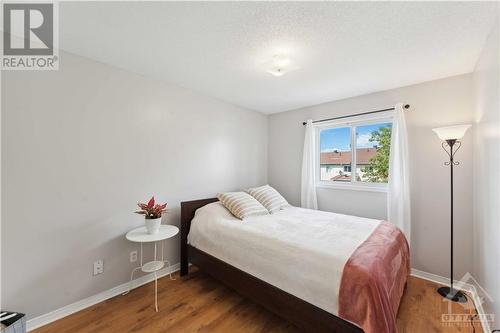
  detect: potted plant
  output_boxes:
[135,197,167,234]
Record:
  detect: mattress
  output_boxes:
[187,202,381,315]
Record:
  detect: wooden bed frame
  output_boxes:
[180,198,363,333]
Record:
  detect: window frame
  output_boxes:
[315,111,393,193]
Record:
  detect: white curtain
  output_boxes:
[301,119,318,209]
[388,103,411,241]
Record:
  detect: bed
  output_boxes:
[180,198,409,333]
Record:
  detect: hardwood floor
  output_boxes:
[397,277,482,333]
[33,268,483,333]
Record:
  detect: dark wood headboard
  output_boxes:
[180,198,218,275]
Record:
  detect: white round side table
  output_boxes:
[123,224,179,312]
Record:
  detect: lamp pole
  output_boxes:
[436,138,467,303]
[432,124,471,302]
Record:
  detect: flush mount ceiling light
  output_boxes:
[262,54,299,77]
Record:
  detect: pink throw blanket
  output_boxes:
[338,221,410,333]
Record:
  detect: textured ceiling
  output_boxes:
[60,2,497,114]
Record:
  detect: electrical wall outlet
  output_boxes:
[130,250,137,263]
[93,260,104,276]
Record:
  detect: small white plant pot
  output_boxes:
[145,217,162,234]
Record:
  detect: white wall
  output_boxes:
[1,51,268,319]
[268,74,475,278]
[473,7,500,329]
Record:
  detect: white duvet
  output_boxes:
[187,202,381,315]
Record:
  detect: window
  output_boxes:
[356,123,392,183]
[317,117,392,190]
[319,127,352,182]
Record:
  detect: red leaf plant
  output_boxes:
[135,197,167,219]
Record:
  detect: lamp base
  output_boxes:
[437,286,467,303]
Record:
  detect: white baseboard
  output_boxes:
[411,268,492,333]
[27,266,491,333]
[27,263,180,332]
[410,268,466,287]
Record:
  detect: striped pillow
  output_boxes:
[217,192,269,220]
[246,185,290,213]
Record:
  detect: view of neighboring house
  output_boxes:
[320,148,377,182]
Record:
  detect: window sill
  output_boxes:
[315,182,388,193]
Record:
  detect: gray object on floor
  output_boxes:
[0,312,26,333]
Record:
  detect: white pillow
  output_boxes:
[246,185,290,213]
[217,192,269,220]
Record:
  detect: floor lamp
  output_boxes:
[432,124,471,303]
